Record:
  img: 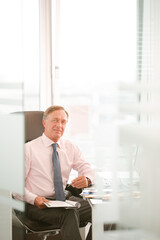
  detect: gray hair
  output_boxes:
[43,105,69,120]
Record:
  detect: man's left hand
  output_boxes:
[71,176,89,188]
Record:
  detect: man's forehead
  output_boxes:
[49,110,68,119]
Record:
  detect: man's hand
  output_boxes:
[34,196,49,209]
[71,176,89,188]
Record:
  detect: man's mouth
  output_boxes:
[54,130,61,133]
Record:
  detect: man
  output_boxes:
[25,105,95,240]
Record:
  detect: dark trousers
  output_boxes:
[26,196,92,240]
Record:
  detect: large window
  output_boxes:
[52,0,137,164]
[0,1,40,240]
[0,0,40,114]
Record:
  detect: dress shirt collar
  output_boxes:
[42,133,61,148]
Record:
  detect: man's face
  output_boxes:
[43,110,68,142]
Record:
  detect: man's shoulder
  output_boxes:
[25,136,42,147]
[59,138,80,151]
[60,138,73,146]
[59,138,77,148]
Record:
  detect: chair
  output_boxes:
[19,110,44,142]
[12,111,61,240]
[13,209,60,240]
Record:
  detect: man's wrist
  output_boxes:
[86,177,92,187]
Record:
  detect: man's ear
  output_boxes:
[42,119,45,128]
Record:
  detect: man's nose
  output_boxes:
[56,121,62,127]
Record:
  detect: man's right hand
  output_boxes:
[34,196,49,209]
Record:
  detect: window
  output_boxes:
[52,0,137,165]
[0,0,40,114]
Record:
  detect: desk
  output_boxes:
[86,196,116,236]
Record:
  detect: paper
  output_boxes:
[44,200,81,208]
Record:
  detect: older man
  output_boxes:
[25,105,94,240]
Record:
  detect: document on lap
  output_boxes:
[44,200,81,208]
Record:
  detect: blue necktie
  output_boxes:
[52,143,65,201]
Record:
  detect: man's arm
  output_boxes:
[34,196,49,209]
[71,143,95,188]
[71,176,92,188]
[25,144,48,207]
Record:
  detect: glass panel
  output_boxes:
[53,0,160,239]
[0,113,25,239]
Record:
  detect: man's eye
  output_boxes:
[52,119,67,125]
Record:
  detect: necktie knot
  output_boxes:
[52,143,57,151]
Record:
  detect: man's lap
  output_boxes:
[25,196,91,228]
[68,196,92,225]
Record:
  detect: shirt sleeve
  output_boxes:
[72,143,95,184]
[24,144,37,205]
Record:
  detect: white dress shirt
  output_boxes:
[25,133,94,205]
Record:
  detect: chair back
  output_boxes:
[24,111,44,142]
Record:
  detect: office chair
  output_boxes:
[12,111,61,240]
